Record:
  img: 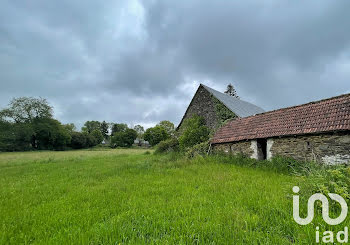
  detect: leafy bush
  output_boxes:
[185,141,210,158]
[306,166,350,201]
[144,126,169,146]
[155,138,179,154]
[212,96,236,125]
[178,115,210,151]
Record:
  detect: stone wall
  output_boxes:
[212,131,350,165]
[211,143,231,154]
[178,85,238,132]
[212,140,254,157]
[269,132,350,165]
[178,85,220,131]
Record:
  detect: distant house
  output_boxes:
[211,93,350,165]
[133,138,150,148]
[177,84,264,131]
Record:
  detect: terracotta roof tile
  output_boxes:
[211,93,350,144]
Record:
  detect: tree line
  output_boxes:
[0,97,176,152]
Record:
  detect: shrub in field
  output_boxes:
[185,141,210,158]
[178,115,210,151]
[307,166,350,201]
[144,126,169,146]
[155,138,179,154]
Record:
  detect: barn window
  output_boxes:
[306,141,311,150]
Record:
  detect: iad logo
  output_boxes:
[292,186,349,243]
[292,186,348,225]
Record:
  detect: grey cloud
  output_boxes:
[136,0,350,108]
[1,0,350,129]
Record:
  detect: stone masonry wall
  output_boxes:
[212,131,350,165]
[269,132,350,165]
[179,85,220,131]
[212,141,254,157]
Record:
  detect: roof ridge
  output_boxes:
[200,84,265,117]
[201,84,240,100]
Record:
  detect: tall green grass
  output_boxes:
[0,149,348,244]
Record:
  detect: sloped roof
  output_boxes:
[211,93,350,144]
[202,85,265,117]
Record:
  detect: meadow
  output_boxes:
[0,148,347,244]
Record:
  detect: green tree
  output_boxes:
[111,128,137,147]
[111,123,128,135]
[0,97,76,151]
[224,83,239,98]
[178,115,210,150]
[85,134,96,147]
[0,97,53,123]
[70,132,87,149]
[157,120,175,136]
[64,123,76,133]
[144,126,169,146]
[0,121,34,151]
[91,129,103,145]
[100,121,109,139]
[134,125,145,139]
[32,118,71,150]
[0,121,12,151]
[82,121,101,134]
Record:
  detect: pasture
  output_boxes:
[0,149,340,244]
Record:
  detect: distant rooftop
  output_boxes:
[201,84,265,118]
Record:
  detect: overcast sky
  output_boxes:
[1,0,350,129]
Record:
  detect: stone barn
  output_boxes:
[177,84,264,131]
[211,93,350,165]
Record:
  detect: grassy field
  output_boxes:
[0,149,345,244]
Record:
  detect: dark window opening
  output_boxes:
[257,139,267,160]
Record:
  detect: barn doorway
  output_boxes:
[257,139,267,160]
